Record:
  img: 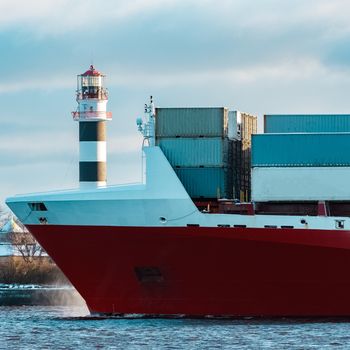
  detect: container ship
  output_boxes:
[6,66,350,317]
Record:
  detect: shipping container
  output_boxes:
[155,107,228,137]
[228,111,241,140]
[264,114,350,133]
[232,140,242,200]
[155,106,256,200]
[241,143,252,201]
[228,111,258,141]
[174,167,232,199]
[239,113,256,201]
[252,167,350,201]
[241,112,258,141]
[157,137,230,167]
[252,133,350,167]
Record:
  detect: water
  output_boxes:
[2,306,350,349]
[0,284,86,307]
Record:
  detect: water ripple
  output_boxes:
[2,306,350,349]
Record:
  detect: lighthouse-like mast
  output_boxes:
[72,65,112,189]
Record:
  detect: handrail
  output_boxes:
[72,111,112,120]
[76,92,108,100]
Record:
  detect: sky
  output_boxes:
[2,0,350,206]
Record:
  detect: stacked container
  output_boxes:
[252,114,350,203]
[156,107,257,201]
[156,107,232,199]
[240,112,257,201]
[229,111,257,201]
[156,108,228,137]
[252,133,350,167]
[264,114,350,133]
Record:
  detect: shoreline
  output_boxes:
[0,283,86,307]
[0,256,70,285]
[0,256,87,307]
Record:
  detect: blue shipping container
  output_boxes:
[264,114,350,133]
[156,108,228,137]
[157,137,229,167]
[174,167,231,198]
[252,133,350,167]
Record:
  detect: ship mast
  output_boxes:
[137,96,156,147]
[72,65,112,189]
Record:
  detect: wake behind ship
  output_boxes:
[6,66,350,317]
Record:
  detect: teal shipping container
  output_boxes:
[174,167,232,199]
[157,137,230,167]
[252,133,350,167]
[156,107,228,137]
[264,114,350,133]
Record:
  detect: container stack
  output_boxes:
[155,107,257,201]
[264,114,350,133]
[156,107,232,199]
[238,112,257,201]
[228,111,258,201]
[252,114,350,212]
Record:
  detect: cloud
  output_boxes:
[0,77,71,94]
[0,125,143,168]
[0,130,75,166]
[2,57,350,95]
[2,0,350,90]
[108,135,143,154]
[0,0,179,36]
[0,0,346,39]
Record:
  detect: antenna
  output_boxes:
[90,50,94,68]
[137,96,156,147]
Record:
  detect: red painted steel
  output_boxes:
[81,65,103,76]
[27,224,350,317]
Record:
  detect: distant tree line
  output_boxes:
[0,205,44,263]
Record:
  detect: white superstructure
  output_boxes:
[6,145,349,231]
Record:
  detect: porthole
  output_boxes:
[159,217,167,224]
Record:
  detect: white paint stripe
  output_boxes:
[79,141,106,162]
[79,181,107,189]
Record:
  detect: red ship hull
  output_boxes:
[27,224,350,316]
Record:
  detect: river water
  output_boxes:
[2,306,350,349]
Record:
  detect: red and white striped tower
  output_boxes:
[72,65,112,189]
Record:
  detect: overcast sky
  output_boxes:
[2,0,350,205]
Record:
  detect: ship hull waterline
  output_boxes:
[26,224,350,317]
